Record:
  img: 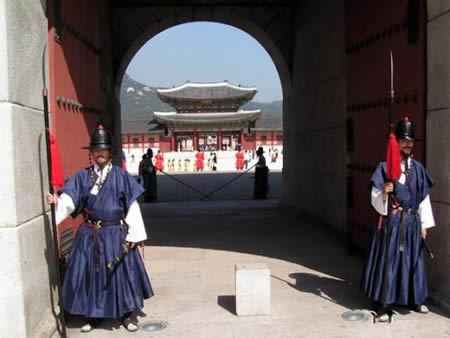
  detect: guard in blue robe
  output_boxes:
[361,117,435,321]
[48,125,153,332]
[59,165,153,318]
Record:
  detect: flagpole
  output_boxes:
[381,50,395,308]
[389,50,394,129]
[42,44,67,338]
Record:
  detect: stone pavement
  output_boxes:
[63,200,449,337]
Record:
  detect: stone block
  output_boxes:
[0,215,57,337]
[1,0,48,109]
[0,102,17,226]
[235,263,270,316]
[0,102,49,227]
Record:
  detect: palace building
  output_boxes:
[122,81,283,153]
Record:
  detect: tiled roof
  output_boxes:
[153,110,261,125]
[157,81,257,101]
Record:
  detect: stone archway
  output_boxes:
[109,4,294,112]
[6,1,449,336]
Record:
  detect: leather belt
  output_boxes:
[392,206,418,252]
[85,218,124,271]
[86,218,123,229]
[393,206,418,215]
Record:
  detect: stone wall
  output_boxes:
[0,0,58,336]
[282,0,347,231]
[426,2,450,312]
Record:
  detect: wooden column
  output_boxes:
[171,131,176,152]
[193,131,198,151]
[218,130,222,150]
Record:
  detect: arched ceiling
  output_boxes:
[109,0,295,98]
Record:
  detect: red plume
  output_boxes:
[386,126,401,181]
[47,129,64,186]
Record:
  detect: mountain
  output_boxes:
[120,74,172,121]
[120,74,282,127]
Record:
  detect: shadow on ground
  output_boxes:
[141,199,371,311]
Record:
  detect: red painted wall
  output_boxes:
[346,0,426,250]
[48,0,102,176]
[242,134,256,150]
[159,137,172,152]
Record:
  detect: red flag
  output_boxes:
[48,132,64,186]
[386,131,401,181]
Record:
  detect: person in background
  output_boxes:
[235,147,244,171]
[143,148,157,202]
[254,147,268,199]
[195,150,204,172]
[154,150,164,172]
[137,153,148,186]
[212,152,217,171]
[244,150,251,169]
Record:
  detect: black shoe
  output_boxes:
[122,315,138,332]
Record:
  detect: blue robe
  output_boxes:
[361,160,433,306]
[59,165,154,318]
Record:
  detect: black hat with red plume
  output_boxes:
[88,124,112,150]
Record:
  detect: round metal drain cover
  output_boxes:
[139,320,168,332]
[341,311,369,322]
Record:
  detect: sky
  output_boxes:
[126,22,282,103]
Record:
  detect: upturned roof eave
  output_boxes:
[157,91,257,103]
[153,110,261,125]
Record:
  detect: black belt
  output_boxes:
[393,207,418,215]
[85,218,125,271]
[393,207,418,252]
[87,218,123,229]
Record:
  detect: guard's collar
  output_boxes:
[93,162,112,174]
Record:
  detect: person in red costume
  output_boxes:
[235,148,244,171]
[195,151,204,172]
[154,150,164,171]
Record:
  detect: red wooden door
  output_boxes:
[47,0,103,236]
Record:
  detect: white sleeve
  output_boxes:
[125,201,147,243]
[418,194,436,229]
[371,186,388,216]
[55,193,76,225]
